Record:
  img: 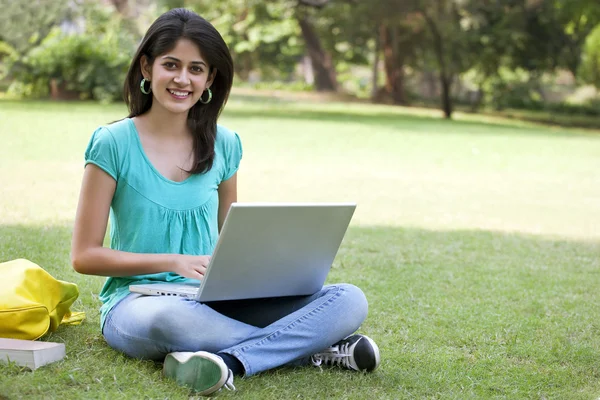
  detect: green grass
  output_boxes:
[1,97,599,399]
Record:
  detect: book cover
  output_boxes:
[0,338,66,370]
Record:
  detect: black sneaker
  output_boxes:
[311,334,380,372]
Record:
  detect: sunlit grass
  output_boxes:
[0,97,599,399]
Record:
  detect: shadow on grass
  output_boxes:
[3,97,598,139]
[0,99,121,116]
[1,222,600,398]
[223,101,600,140]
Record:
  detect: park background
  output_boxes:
[0,0,599,399]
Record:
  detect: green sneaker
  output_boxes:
[163,351,235,396]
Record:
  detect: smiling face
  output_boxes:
[141,38,215,115]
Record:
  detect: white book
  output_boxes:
[0,338,66,370]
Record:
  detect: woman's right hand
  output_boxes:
[171,254,211,280]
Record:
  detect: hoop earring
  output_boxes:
[199,88,212,104]
[140,78,151,95]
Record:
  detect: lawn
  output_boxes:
[0,96,599,399]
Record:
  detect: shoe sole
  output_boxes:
[163,351,228,395]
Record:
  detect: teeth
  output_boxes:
[169,90,189,96]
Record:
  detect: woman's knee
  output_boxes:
[117,298,250,353]
[105,297,185,355]
[335,283,369,330]
[103,310,168,359]
[141,301,192,343]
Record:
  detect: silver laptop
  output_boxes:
[129,202,356,302]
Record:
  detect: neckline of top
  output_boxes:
[126,117,194,185]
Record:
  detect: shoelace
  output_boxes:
[312,342,352,369]
[223,370,236,391]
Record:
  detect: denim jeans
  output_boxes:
[102,283,368,376]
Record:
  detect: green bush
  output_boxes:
[244,80,314,92]
[8,28,132,102]
[481,68,545,111]
[0,41,17,79]
[544,101,600,117]
[579,24,600,89]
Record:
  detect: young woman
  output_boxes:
[71,8,380,396]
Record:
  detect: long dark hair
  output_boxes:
[123,8,234,174]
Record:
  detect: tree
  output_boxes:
[463,0,600,108]
[552,0,600,78]
[415,0,478,118]
[183,0,303,81]
[323,0,420,104]
[296,0,339,91]
[186,0,340,91]
[579,24,600,88]
[459,1,522,110]
[0,0,70,54]
[378,21,417,105]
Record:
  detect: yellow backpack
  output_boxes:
[0,259,84,340]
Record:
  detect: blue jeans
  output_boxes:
[102,283,368,376]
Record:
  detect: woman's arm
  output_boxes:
[71,164,209,279]
[217,172,238,232]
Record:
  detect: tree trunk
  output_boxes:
[109,0,141,37]
[302,55,315,85]
[49,79,80,100]
[371,28,381,100]
[234,53,253,81]
[110,0,129,15]
[380,23,406,105]
[296,14,338,92]
[423,13,453,118]
[440,74,452,118]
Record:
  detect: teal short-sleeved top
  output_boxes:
[84,118,243,329]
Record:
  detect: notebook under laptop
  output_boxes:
[129,202,356,302]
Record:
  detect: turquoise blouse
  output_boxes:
[83,118,243,329]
